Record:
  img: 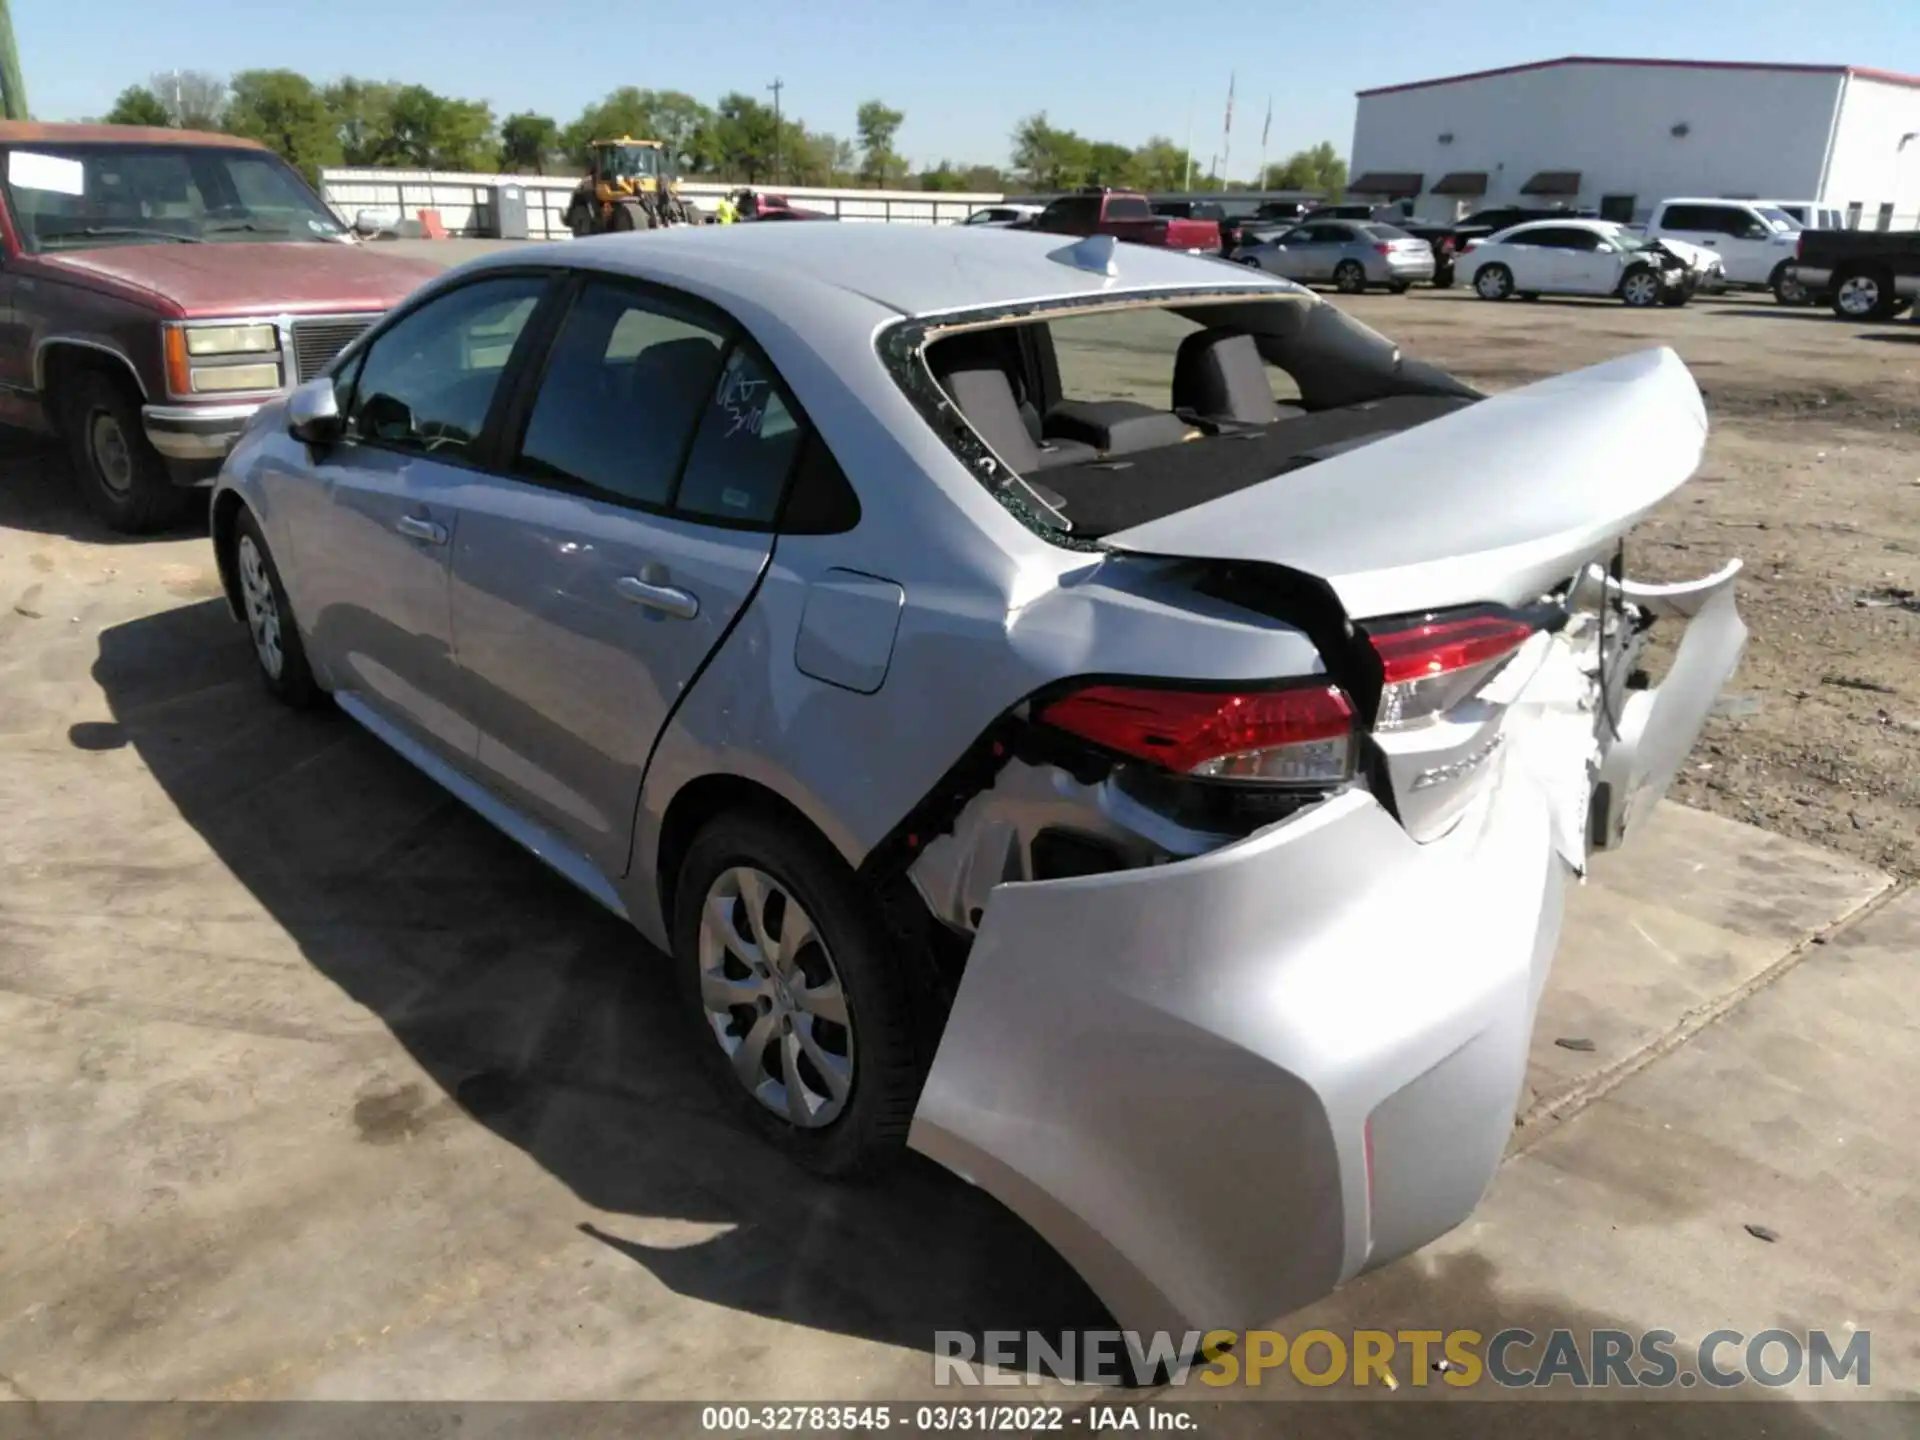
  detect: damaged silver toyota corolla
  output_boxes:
[210,223,1746,1338]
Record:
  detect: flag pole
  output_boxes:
[1221,72,1235,186]
[1259,95,1271,191]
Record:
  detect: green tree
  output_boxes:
[1084,141,1132,187]
[709,91,779,181]
[1261,141,1346,198]
[1010,112,1089,189]
[375,84,497,171]
[324,79,400,166]
[855,99,905,187]
[916,161,969,192]
[564,88,716,174]
[500,111,558,174]
[225,70,342,182]
[105,85,172,127]
[1127,136,1193,193]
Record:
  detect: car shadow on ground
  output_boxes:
[0,428,208,544]
[86,596,1111,1365]
[1858,331,1920,345]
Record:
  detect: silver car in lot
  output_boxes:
[1233,218,1437,292]
[210,225,1744,1336]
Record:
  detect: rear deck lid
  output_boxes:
[1101,347,1708,618]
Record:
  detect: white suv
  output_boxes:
[1644,199,1806,303]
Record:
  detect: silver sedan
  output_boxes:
[1233,219,1437,293]
[210,224,1741,1337]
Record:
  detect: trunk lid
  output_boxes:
[1101,346,1708,620]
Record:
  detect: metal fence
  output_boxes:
[318,169,1007,238]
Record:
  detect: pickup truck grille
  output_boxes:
[291,317,378,383]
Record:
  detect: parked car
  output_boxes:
[1302,201,1410,223]
[734,191,836,222]
[1458,220,1700,307]
[1404,206,1600,289]
[960,204,1041,228]
[209,223,1743,1335]
[1027,187,1221,252]
[0,122,442,532]
[1642,198,1803,303]
[1787,228,1920,319]
[1233,219,1436,293]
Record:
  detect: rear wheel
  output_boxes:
[1769,262,1811,307]
[1387,280,1411,294]
[1619,266,1663,308]
[1473,263,1513,301]
[58,368,194,534]
[612,200,654,233]
[673,812,919,1177]
[1332,260,1367,294]
[1831,268,1896,320]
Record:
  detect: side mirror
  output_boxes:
[287,378,343,446]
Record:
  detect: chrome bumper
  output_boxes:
[142,401,270,463]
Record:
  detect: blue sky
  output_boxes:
[18,0,1916,177]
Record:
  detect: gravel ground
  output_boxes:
[1053,286,1920,877]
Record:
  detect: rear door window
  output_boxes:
[512,279,729,507]
[674,347,808,526]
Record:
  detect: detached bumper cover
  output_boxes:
[909,778,1567,1336]
[143,401,271,464]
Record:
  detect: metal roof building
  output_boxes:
[1348,57,1920,227]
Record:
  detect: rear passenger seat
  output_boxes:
[1171,328,1305,426]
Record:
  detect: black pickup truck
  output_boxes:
[1787,230,1920,320]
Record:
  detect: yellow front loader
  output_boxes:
[563,138,702,235]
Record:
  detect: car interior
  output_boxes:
[923,307,1479,536]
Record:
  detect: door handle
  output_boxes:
[395,514,448,545]
[616,575,700,620]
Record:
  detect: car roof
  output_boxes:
[1498,219,1610,235]
[486,223,1297,320]
[0,121,267,150]
[1659,197,1761,207]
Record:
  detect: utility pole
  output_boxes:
[0,0,29,122]
[767,77,784,185]
[1182,92,1194,192]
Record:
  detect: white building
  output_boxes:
[1349,56,1920,227]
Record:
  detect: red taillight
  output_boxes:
[1366,613,1535,729]
[1374,242,1392,255]
[1038,683,1356,785]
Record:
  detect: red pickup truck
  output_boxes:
[0,122,442,532]
[1025,188,1222,252]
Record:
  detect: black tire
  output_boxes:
[59,369,194,534]
[1658,287,1690,308]
[1472,263,1513,301]
[1332,260,1367,294]
[611,201,642,233]
[1387,281,1411,295]
[231,507,320,708]
[1619,265,1663,308]
[1769,262,1811,307]
[1519,292,1541,302]
[1831,267,1897,320]
[673,811,919,1178]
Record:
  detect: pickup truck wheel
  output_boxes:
[1472,264,1513,301]
[232,508,320,708]
[60,370,194,534]
[1831,268,1896,320]
[1332,261,1367,294]
[674,811,919,1178]
[1769,263,1811,307]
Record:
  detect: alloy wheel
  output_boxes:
[88,411,134,496]
[236,534,284,680]
[1475,267,1509,300]
[1623,272,1660,307]
[1836,275,1881,317]
[697,865,854,1128]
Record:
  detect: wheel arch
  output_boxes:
[37,340,148,431]
[654,773,852,942]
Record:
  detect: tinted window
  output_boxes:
[1663,204,1748,235]
[675,346,807,525]
[514,280,728,507]
[345,275,546,460]
[1040,196,1098,228]
[1363,223,1409,239]
[1105,195,1151,221]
